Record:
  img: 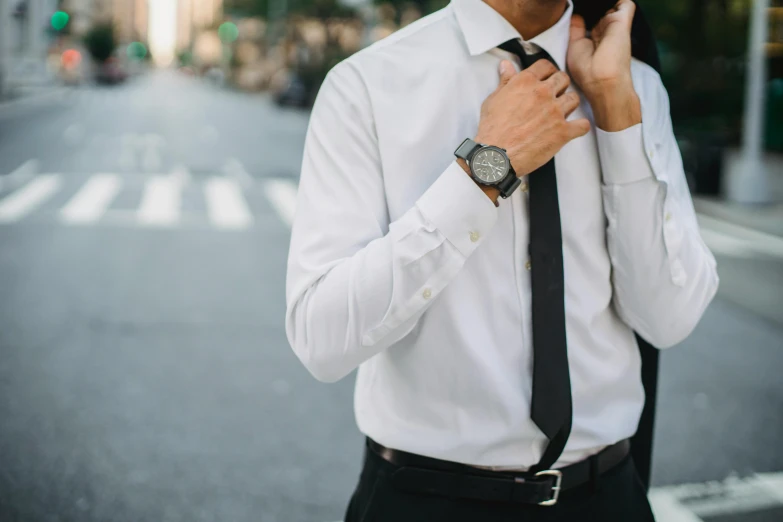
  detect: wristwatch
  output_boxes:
[454,138,521,199]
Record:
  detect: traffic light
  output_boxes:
[51,11,69,32]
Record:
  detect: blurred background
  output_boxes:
[0,0,782,521]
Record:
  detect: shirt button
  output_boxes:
[525,259,532,271]
[665,212,672,222]
[648,149,655,159]
[422,288,432,300]
[521,182,529,193]
[469,231,480,243]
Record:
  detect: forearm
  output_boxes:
[286,163,498,382]
[590,81,642,132]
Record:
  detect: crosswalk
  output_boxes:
[0,172,299,231]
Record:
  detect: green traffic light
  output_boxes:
[127,41,148,60]
[51,11,69,31]
[218,22,239,44]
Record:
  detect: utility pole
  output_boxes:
[726,0,771,203]
[266,0,289,48]
[0,0,10,98]
[26,0,43,60]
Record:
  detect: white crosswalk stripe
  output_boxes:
[137,176,182,227]
[0,172,295,231]
[0,174,62,223]
[60,174,122,224]
[264,178,298,226]
[204,177,253,229]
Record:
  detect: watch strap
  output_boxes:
[454,138,482,162]
[497,169,521,199]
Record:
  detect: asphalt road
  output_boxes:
[0,70,781,522]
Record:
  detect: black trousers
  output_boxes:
[344,442,657,522]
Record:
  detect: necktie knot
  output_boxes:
[497,39,558,71]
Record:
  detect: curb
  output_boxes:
[693,196,783,240]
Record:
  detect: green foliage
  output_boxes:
[224,0,357,18]
[643,0,750,145]
[83,23,117,64]
[372,0,448,16]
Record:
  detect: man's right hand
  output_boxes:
[475,59,591,177]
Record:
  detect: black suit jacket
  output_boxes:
[572,0,661,490]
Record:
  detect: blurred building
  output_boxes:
[0,0,59,97]
[62,0,148,42]
[177,0,223,52]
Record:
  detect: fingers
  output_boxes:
[613,0,636,15]
[569,14,586,44]
[496,60,516,90]
[557,91,581,117]
[565,118,591,140]
[615,0,636,29]
[524,59,558,81]
[543,71,570,96]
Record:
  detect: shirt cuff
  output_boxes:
[416,161,499,257]
[596,123,656,185]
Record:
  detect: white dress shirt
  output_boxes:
[285,0,719,469]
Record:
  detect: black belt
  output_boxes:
[367,437,631,506]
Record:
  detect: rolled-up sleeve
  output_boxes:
[597,61,719,348]
[285,61,498,383]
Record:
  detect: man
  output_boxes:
[285,0,719,520]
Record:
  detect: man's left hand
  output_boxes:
[566,0,642,131]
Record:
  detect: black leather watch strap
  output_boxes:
[497,171,521,199]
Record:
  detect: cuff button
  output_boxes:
[469,231,481,243]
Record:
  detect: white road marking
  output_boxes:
[0,159,39,192]
[648,491,704,522]
[0,174,61,223]
[697,213,783,259]
[204,177,253,229]
[698,228,757,258]
[59,174,122,224]
[648,471,783,519]
[223,158,253,188]
[756,472,783,504]
[137,176,181,227]
[264,178,298,226]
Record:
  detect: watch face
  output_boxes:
[471,147,510,184]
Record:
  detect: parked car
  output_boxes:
[273,73,313,108]
[95,58,128,85]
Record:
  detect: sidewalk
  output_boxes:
[694,196,783,239]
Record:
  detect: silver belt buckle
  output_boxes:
[534,469,563,506]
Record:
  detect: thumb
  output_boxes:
[497,60,515,89]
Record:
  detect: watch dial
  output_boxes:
[472,148,509,184]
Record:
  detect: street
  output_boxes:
[0,70,781,522]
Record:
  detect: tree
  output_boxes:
[83,23,117,64]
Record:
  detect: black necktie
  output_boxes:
[498,40,572,472]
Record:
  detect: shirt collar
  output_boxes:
[452,0,573,71]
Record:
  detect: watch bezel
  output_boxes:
[469,145,511,186]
